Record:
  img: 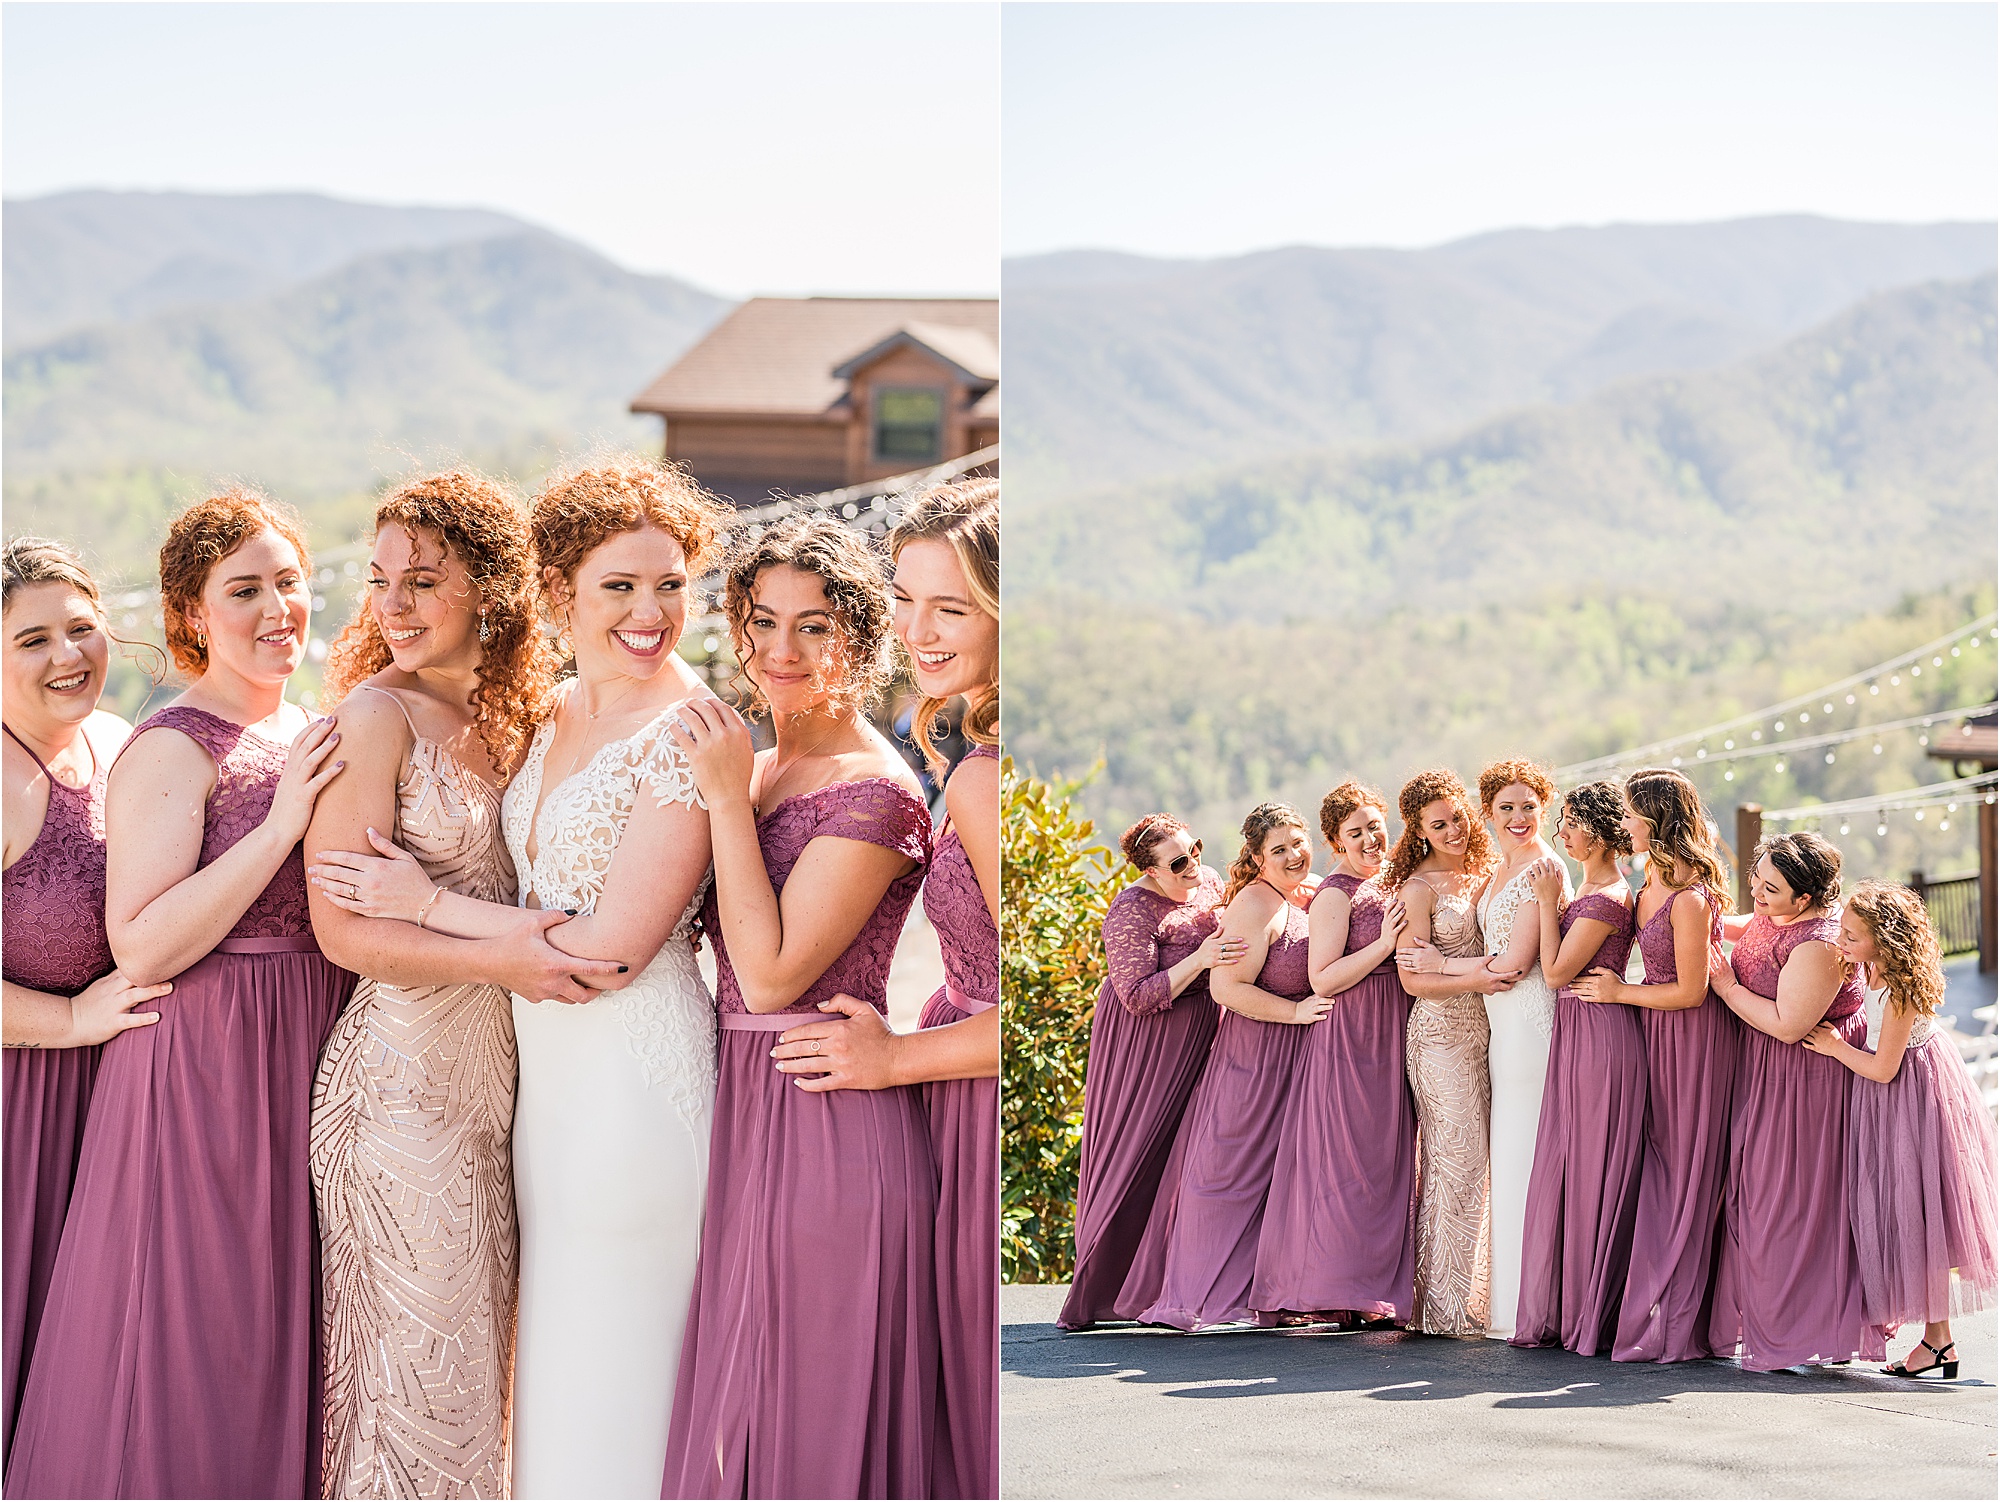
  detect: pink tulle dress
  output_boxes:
[6,706,354,1499]
[1058,867,1225,1331]
[1709,913,1885,1370]
[1845,1000,1999,1327]
[1118,895,1312,1330]
[662,777,937,1500]
[918,745,999,1500]
[1,723,113,1463]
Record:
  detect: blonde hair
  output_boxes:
[1844,880,1946,1019]
[1222,801,1309,905]
[889,479,999,773]
[1625,767,1733,910]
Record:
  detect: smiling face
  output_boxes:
[368,525,482,674]
[552,524,690,683]
[1748,854,1814,922]
[742,563,843,718]
[1334,803,1390,875]
[1487,782,1544,853]
[4,582,110,735]
[1419,797,1469,861]
[1256,822,1313,888]
[182,527,310,686]
[1146,827,1202,902]
[1621,808,1653,856]
[1835,907,1880,977]
[892,538,997,702]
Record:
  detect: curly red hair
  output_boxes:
[158,488,313,679]
[1477,757,1557,816]
[1319,779,1389,850]
[531,458,728,611]
[1385,769,1495,892]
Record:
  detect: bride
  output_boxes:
[312,461,726,1497]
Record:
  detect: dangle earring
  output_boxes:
[478,606,491,644]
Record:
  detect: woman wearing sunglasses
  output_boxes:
[1057,815,1248,1330]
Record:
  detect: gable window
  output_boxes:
[874,387,944,463]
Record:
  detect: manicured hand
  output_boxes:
[1527,855,1564,905]
[772,994,901,1091]
[1379,894,1408,942]
[665,697,756,808]
[1396,937,1445,975]
[68,971,172,1045]
[1706,949,1736,996]
[1800,1020,1841,1056]
[1294,992,1334,1025]
[1570,967,1622,1005]
[266,719,342,845]
[309,827,437,921]
[1194,931,1252,971]
[499,910,628,1004]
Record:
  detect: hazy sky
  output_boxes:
[3,1,1000,296]
[1004,1,1998,260]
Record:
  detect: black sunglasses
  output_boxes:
[1165,839,1203,876]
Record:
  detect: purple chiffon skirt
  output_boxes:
[1058,987,1219,1330]
[1613,993,1737,1364]
[1709,1013,1885,1370]
[1848,1029,2000,1327]
[662,1027,938,1499]
[1116,1009,1304,1330]
[1511,997,1647,1355]
[4,946,350,1500]
[920,992,997,1500]
[1250,972,1415,1321]
[1,1045,99,1462]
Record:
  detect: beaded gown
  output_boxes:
[918,744,999,1500]
[1709,914,1884,1371]
[1403,874,1491,1336]
[1119,895,1312,1331]
[1057,868,1225,1331]
[1251,872,1416,1323]
[310,691,519,1498]
[503,693,716,1499]
[7,706,354,1500]
[1,721,114,1463]
[662,776,935,1501]
[1510,890,1645,1356]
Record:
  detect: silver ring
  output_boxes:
[812,1039,822,1055]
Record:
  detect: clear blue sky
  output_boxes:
[2,1,1001,297]
[1003,1,1998,259]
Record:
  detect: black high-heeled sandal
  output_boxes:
[1884,1339,1958,1379]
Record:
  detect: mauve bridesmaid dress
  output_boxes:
[1708,914,1885,1371]
[7,707,354,1499]
[1057,867,1225,1331]
[1,723,112,1463]
[662,777,937,1500]
[918,744,999,1500]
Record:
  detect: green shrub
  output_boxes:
[1000,756,1126,1284]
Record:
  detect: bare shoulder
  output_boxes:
[1225,881,1283,927]
[944,751,998,815]
[106,717,219,798]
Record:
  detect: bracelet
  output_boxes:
[415,888,444,930]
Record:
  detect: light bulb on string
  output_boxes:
[1933,657,1943,667]
[1840,822,1851,835]
[1892,673,1903,684]
[1869,684,1880,695]
[1939,818,1951,831]
[1724,769,1735,781]
[1911,666,1922,678]
[1877,819,1888,836]
[1823,702,1834,713]
[1774,760,1786,772]
[1696,747,1707,759]
[1824,751,1836,764]
[1873,743,1884,755]
[1948,802,1959,813]
[1724,739,1735,750]
[1915,808,1925,821]
[1672,756,1683,767]
[1952,647,1962,657]
[1751,731,1762,742]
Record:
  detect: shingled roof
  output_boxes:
[630,296,999,418]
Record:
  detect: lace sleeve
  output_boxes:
[1102,893,1175,1017]
[627,715,705,812]
[810,779,932,864]
[1567,891,1630,932]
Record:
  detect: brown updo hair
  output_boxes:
[1754,830,1842,910]
[1385,769,1495,892]
[721,514,895,718]
[889,479,999,772]
[157,488,313,678]
[531,458,728,614]
[1223,801,1310,905]
[1843,880,1945,1019]
[1561,780,1634,856]
[1625,768,1733,908]
[1478,757,1557,818]
[1319,779,1389,850]
[320,471,555,777]
[3,536,102,613]
[1121,812,1191,871]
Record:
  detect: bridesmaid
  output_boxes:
[1803,880,1998,1377]
[766,480,1001,1499]
[1579,767,1736,1366]
[7,491,352,1499]
[1391,769,1513,1337]
[1118,802,1332,1331]
[1509,780,1643,1356]
[1056,815,1243,1331]
[1,540,169,1462]
[664,514,937,1499]
[303,473,573,1496]
[1705,833,1884,1371]
[1252,781,1413,1326]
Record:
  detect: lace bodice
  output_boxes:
[1479,854,1572,1038]
[500,690,715,1110]
[707,776,931,1017]
[3,723,115,993]
[1636,882,1720,986]
[1100,867,1226,1017]
[1556,891,1635,998]
[1317,872,1398,975]
[1730,912,1864,1023]
[120,705,314,941]
[924,745,998,1007]
[1255,900,1314,1001]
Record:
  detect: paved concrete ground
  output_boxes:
[1003,1284,1998,1498]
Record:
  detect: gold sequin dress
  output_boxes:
[1404,874,1492,1336]
[310,707,519,1499]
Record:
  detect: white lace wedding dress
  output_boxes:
[1479,848,1571,1341]
[502,694,716,1498]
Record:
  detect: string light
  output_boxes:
[1839,822,1851,835]
[1824,751,1836,764]
[1774,760,1786,772]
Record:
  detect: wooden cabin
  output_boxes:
[629,297,998,506]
